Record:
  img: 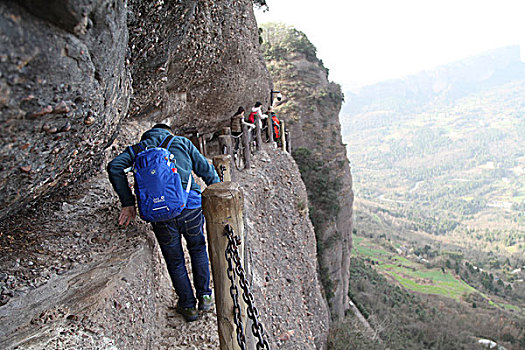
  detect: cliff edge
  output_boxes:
[261,23,354,319]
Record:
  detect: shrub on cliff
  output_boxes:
[292,147,342,230]
[293,147,344,304]
[259,23,320,64]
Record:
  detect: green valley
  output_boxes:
[338,47,525,349]
[329,234,524,349]
[343,79,525,285]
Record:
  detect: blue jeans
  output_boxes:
[151,208,211,308]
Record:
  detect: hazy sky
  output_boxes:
[255,0,525,91]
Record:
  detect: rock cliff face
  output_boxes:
[0,0,271,219]
[260,23,354,319]
[127,0,271,131]
[0,0,131,218]
[0,1,330,349]
[237,146,330,349]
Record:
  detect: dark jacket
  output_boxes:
[107,127,220,207]
[231,113,243,133]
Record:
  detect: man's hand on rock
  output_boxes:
[119,206,136,226]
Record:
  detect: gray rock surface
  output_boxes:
[0,0,130,218]
[127,0,271,132]
[0,169,173,349]
[0,0,271,219]
[238,145,330,349]
[0,142,329,349]
[264,47,354,319]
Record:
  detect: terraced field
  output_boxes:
[353,236,475,298]
[352,234,524,317]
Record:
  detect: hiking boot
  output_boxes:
[176,305,198,322]
[198,295,213,312]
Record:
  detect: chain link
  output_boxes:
[218,164,226,182]
[225,243,247,349]
[224,224,271,350]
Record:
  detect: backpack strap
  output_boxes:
[159,134,175,149]
[129,143,145,158]
[129,134,174,157]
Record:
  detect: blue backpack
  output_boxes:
[129,135,192,222]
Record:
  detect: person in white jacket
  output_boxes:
[247,101,268,136]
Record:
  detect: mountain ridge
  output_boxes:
[337,40,525,349]
[343,45,525,115]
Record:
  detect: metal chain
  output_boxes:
[219,165,226,182]
[225,225,271,350]
[225,243,247,349]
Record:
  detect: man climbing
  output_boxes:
[107,124,220,322]
[246,101,268,146]
[247,101,268,129]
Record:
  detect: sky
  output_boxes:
[255,0,525,92]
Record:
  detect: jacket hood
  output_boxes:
[140,127,172,142]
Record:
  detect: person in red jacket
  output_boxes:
[268,106,281,142]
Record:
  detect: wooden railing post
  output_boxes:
[187,131,200,152]
[267,117,273,143]
[286,128,291,153]
[219,135,232,155]
[255,115,262,151]
[242,123,251,169]
[213,155,232,182]
[202,182,246,350]
[281,120,287,152]
[219,135,234,168]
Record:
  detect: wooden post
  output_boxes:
[281,120,287,152]
[213,155,232,182]
[202,182,246,350]
[286,129,291,153]
[267,116,274,143]
[242,123,251,169]
[255,115,262,151]
[222,127,232,165]
[219,135,232,155]
[188,132,200,151]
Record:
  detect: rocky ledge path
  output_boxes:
[0,142,328,349]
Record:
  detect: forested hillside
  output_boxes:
[342,77,525,265]
[336,47,525,349]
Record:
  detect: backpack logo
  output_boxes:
[130,135,192,222]
[153,196,165,204]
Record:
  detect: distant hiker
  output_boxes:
[247,101,268,127]
[231,106,254,149]
[107,124,220,322]
[268,106,281,141]
[231,106,245,138]
[246,101,268,145]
